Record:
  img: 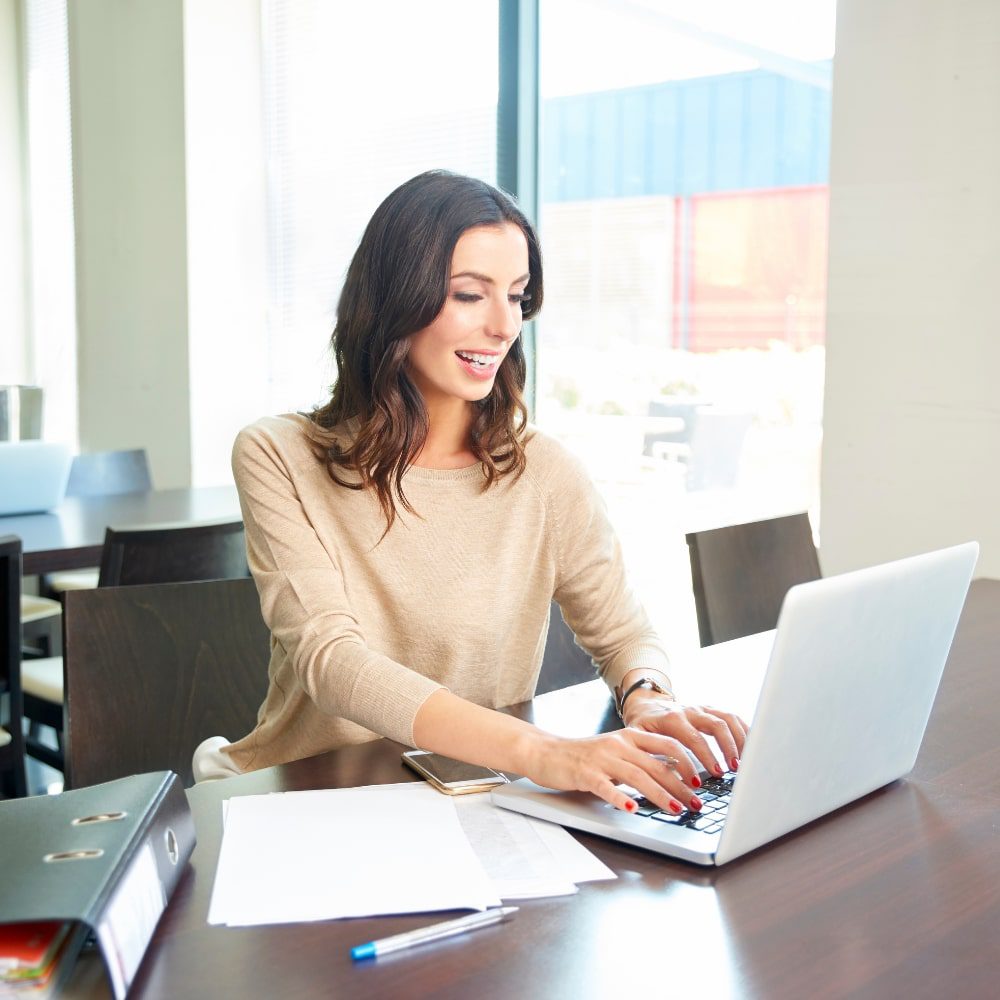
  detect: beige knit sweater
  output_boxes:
[224,413,671,772]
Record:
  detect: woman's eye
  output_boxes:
[510,293,531,306]
[454,292,482,303]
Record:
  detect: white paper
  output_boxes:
[452,794,579,899]
[208,785,500,926]
[525,814,617,884]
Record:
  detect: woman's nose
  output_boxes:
[487,297,521,342]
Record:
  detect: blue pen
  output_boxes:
[351,906,518,961]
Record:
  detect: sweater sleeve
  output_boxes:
[544,443,673,695]
[232,424,444,747]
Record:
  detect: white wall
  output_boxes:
[68,0,192,486]
[66,0,268,487]
[821,0,1000,577]
[0,0,29,384]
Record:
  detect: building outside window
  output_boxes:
[537,0,835,653]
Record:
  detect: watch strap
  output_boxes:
[614,676,675,722]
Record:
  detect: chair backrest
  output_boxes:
[0,535,27,797]
[535,602,595,696]
[66,448,152,498]
[685,410,753,491]
[63,577,270,788]
[686,512,821,647]
[97,520,248,588]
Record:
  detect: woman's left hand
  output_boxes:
[624,695,749,778]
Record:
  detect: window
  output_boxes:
[23,0,77,446]
[537,0,835,653]
[260,0,500,414]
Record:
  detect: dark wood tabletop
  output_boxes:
[81,579,1000,1000]
[1,486,241,575]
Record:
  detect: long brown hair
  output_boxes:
[311,170,544,532]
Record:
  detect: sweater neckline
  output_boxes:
[403,462,484,483]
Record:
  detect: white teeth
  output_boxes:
[457,351,496,366]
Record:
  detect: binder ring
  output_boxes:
[165,827,179,865]
[44,848,105,863]
[72,811,128,826]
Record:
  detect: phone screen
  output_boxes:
[410,753,501,785]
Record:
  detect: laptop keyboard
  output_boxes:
[630,774,736,835]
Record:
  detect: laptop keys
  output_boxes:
[629,772,736,832]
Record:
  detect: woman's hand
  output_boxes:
[624,691,749,779]
[520,728,707,816]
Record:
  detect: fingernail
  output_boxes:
[690,774,702,788]
[689,796,702,811]
[730,757,740,772]
[713,763,724,777]
[668,801,683,814]
[624,799,637,813]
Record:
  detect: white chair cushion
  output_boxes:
[45,568,100,592]
[21,656,64,704]
[0,727,10,748]
[20,594,62,624]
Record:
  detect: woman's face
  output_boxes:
[406,223,530,408]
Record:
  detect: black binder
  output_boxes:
[0,771,195,998]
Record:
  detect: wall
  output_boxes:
[68,0,192,486]
[821,0,1000,577]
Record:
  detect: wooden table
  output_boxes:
[82,579,1000,999]
[0,486,241,575]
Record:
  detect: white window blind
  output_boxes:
[260,0,499,414]
[24,0,77,445]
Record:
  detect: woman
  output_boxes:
[201,170,747,816]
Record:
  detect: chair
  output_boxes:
[651,408,753,492]
[0,536,28,797]
[22,519,249,773]
[45,448,153,594]
[63,577,270,788]
[686,513,821,647]
[96,519,248,587]
[65,447,152,498]
[535,602,596,696]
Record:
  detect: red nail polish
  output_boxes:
[624,799,637,813]
[690,774,702,788]
[730,757,740,772]
[669,801,682,814]
[690,796,702,811]
[713,763,724,777]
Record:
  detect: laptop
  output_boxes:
[493,542,979,866]
[0,441,72,515]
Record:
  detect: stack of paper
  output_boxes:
[208,783,614,927]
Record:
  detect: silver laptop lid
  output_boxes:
[716,541,979,864]
[493,542,978,866]
[0,441,72,515]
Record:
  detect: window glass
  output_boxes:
[538,0,835,653]
[24,0,77,446]
[261,0,499,414]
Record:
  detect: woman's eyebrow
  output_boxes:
[450,270,531,285]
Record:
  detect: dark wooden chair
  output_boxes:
[24,519,249,773]
[686,512,821,647]
[0,536,28,797]
[63,577,270,789]
[97,519,248,587]
[535,602,596,696]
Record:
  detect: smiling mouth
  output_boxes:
[455,351,499,368]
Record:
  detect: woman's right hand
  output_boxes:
[521,729,705,816]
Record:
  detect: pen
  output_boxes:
[350,906,518,961]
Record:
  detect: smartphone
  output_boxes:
[401,750,509,795]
